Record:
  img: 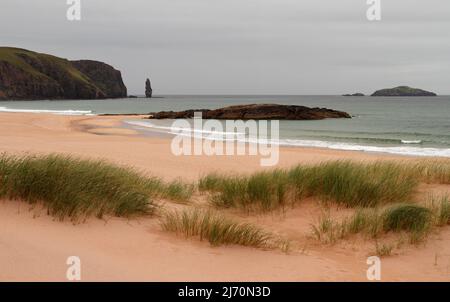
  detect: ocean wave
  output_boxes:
[125,120,450,158]
[125,120,246,136]
[297,129,449,139]
[0,106,93,116]
[299,135,425,145]
[168,133,450,157]
[401,140,422,144]
[275,139,449,157]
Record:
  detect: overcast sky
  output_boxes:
[1,0,449,95]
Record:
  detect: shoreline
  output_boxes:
[0,112,410,181]
[1,97,450,159]
[122,115,450,159]
[122,116,450,161]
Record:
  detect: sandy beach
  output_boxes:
[0,112,404,181]
[1,112,450,281]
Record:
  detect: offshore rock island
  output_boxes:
[371,86,437,97]
[0,47,127,100]
[148,104,351,120]
[342,93,365,97]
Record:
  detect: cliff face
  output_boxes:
[0,47,127,100]
[149,104,351,120]
[0,60,64,100]
[71,60,127,99]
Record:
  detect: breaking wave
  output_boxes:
[0,106,93,116]
[125,120,450,158]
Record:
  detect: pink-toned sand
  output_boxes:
[0,112,449,281]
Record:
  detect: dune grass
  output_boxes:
[199,161,420,211]
[160,209,279,249]
[412,160,450,184]
[429,195,450,226]
[147,178,194,203]
[382,204,433,233]
[374,241,395,257]
[0,154,192,221]
[312,197,449,245]
[199,170,292,211]
[289,161,417,207]
[311,212,345,244]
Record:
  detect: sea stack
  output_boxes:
[145,78,153,98]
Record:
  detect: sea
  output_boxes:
[1,95,449,157]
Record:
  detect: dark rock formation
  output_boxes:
[145,78,152,98]
[371,86,437,97]
[148,104,351,120]
[0,47,127,100]
[343,93,365,97]
[71,60,127,98]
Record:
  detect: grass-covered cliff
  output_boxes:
[0,47,127,100]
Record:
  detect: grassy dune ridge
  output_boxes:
[3,156,447,220]
[0,154,192,221]
[1,153,449,251]
[199,161,436,211]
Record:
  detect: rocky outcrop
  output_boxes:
[343,93,365,97]
[145,78,152,98]
[148,104,351,120]
[0,47,127,100]
[371,86,436,97]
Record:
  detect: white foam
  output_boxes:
[275,139,450,157]
[0,106,93,116]
[401,140,422,144]
[125,120,245,136]
[125,120,450,158]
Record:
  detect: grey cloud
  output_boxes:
[0,0,449,94]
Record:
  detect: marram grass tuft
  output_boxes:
[0,154,192,221]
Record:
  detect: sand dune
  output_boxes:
[0,112,449,281]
